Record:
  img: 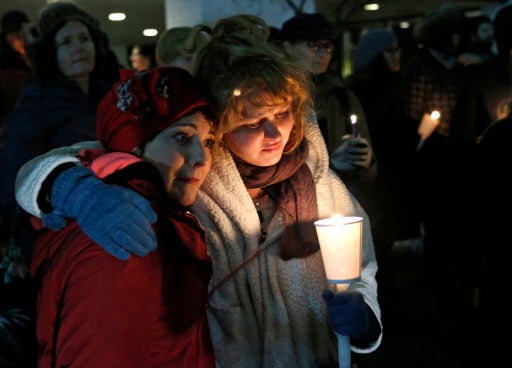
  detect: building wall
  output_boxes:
[164,0,315,29]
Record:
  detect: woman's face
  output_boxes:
[223,97,294,167]
[143,111,215,206]
[130,46,152,72]
[55,20,96,79]
[283,39,333,75]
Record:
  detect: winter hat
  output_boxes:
[353,28,397,72]
[1,10,29,35]
[493,5,512,58]
[36,1,99,38]
[413,4,465,45]
[97,66,215,153]
[280,13,335,43]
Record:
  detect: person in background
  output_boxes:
[0,3,114,366]
[452,6,512,365]
[15,16,382,367]
[129,42,157,72]
[347,28,422,319]
[156,25,212,72]
[29,66,216,367]
[457,15,495,67]
[0,0,113,270]
[0,10,33,136]
[402,5,479,366]
[279,13,377,220]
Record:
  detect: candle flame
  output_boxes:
[350,115,357,125]
[430,110,440,120]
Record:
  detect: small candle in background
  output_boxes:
[416,110,441,151]
[350,114,358,137]
[430,110,440,120]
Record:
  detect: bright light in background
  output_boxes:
[399,21,410,29]
[143,29,158,37]
[108,13,126,21]
[364,3,380,11]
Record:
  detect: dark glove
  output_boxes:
[42,166,157,260]
[330,135,372,171]
[322,288,369,339]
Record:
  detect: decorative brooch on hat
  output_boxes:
[116,69,171,120]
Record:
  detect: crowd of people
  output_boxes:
[0,1,510,367]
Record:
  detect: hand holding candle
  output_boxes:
[416,110,441,151]
[314,215,363,368]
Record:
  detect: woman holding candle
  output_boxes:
[15,19,382,367]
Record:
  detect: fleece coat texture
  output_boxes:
[192,117,381,367]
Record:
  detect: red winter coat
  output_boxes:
[30,156,214,368]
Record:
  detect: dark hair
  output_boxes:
[129,43,157,68]
[1,10,29,34]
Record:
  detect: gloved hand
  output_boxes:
[322,288,369,339]
[42,166,157,260]
[330,135,372,171]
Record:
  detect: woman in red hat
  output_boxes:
[30,66,217,367]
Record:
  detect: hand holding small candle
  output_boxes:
[314,215,363,368]
[416,110,441,151]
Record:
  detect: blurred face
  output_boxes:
[383,43,401,72]
[476,22,494,45]
[223,97,294,167]
[130,46,152,72]
[283,39,334,75]
[55,20,96,79]
[143,111,215,206]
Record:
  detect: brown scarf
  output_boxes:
[232,139,320,260]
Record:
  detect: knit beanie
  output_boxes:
[97,66,215,153]
[280,13,335,43]
[36,1,99,38]
[353,28,397,72]
[1,10,29,35]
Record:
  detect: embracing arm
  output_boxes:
[14,141,157,260]
[15,141,101,218]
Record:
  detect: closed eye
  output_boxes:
[275,109,291,120]
[174,132,191,144]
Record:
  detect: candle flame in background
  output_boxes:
[430,110,440,120]
[350,115,358,136]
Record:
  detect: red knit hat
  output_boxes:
[97,66,215,153]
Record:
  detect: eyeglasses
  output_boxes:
[307,41,335,54]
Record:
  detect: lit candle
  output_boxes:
[350,114,358,137]
[314,215,363,368]
[430,110,440,120]
[416,110,441,151]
